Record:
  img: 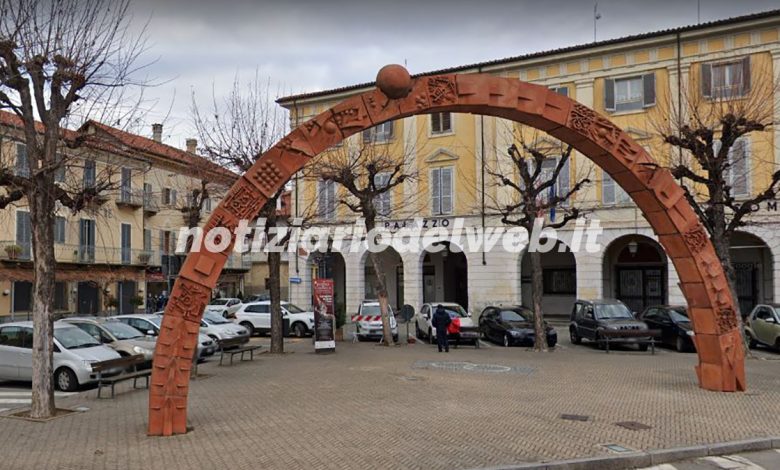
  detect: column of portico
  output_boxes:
[773,51,780,165]
[344,248,365,317]
[466,243,521,315]
[401,251,422,314]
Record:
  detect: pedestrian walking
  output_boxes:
[432,304,452,352]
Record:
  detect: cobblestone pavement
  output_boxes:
[0,328,778,470]
[639,449,780,469]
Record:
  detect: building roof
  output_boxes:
[277,8,780,105]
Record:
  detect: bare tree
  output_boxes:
[191,71,293,353]
[487,131,590,351]
[308,128,417,346]
[0,0,148,418]
[655,59,779,324]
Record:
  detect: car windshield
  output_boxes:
[441,305,468,318]
[500,309,533,322]
[772,307,780,318]
[209,299,229,306]
[284,303,305,314]
[669,308,689,323]
[361,304,393,316]
[145,317,162,328]
[101,321,144,340]
[54,326,101,349]
[203,312,230,324]
[595,304,634,319]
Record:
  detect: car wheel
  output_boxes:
[392,334,399,343]
[569,327,581,345]
[503,334,511,347]
[775,338,780,352]
[415,323,422,339]
[428,329,434,344]
[475,339,480,349]
[293,322,307,338]
[240,322,254,337]
[595,333,606,350]
[55,367,78,392]
[547,338,557,348]
[637,343,649,352]
[746,331,757,349]
[676,336,687,353]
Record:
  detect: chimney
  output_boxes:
[186,138,197,154]
[152,123,163,143]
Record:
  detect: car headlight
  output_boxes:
[686,330,695,337]
[82,359,96,367]
[509,330,522,337]
[132,345,150,355]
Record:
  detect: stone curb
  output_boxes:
[474,437,780,470]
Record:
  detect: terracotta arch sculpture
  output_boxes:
[148,66,745,436]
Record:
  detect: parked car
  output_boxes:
[0,321,121,392]
[245,293,270,303]
[478,305,557,347]
[637,305,695,352]
[414,302,478,345]
[569,299,650,350]
[745,304,780,351]
[205,298,243,318]
[64,317,157,362]
[111,314,217,360]
[234,301,314,337]
[200,311,250,343]
[354,300,399,342]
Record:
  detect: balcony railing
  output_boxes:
[143,193,160,214]
[117,188,144,208]
[1,241,32,261]
[225,252,252,271]
[2,241,165,267]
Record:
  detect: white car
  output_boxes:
[205,298,243,318]
[234,301,315,337]
[0,321,121,392]
[413,303,477,344]
[200,311,251,343]
[354,300,399,342]
[111,314,217,360]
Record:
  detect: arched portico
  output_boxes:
[149,66,745,436]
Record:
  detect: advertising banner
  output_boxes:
[313,278,335,352]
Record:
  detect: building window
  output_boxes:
[549,86,569,97]
[543,268,576,295]
[602,171,631,205]
[538,157,570,204]
[54,154,66,183]
[204,197,212,212]
[604,73,655,112]
[54,216,66,244]
[362,121,394,143]
[317,179,336,220]
[121,223,131,264]
[15,211,32,259]
[162,188,177,206]
[431,112,452,135]
[715,137,750,197]
[373,173,392,217]
[430,167,453,215]
[702,56,750,100]
[143,228,152,252]
[83,160,96,188]
[15,143,29,177]
[12,281,32,313]
[54,282,67,311]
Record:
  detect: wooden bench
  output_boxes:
[217,337,262,366]
[91,354,151,399]
[598,329,661,354]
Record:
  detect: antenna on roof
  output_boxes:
[593,1,602,42]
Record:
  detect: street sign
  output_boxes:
[289,277,302,284]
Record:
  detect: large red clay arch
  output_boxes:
[148,66,746,436]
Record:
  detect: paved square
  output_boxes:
[1,333,778,470]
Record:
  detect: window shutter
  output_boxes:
[642,73,656,107]
[557,157,570,200]
[362,129,372,143]
[442,112,451,132]
[740,55,751,95]
[441,168,453,214]
[159,230,165,254]
[602,171,615,204]
[701,63,712,98]
[730,138,749,196]
[327,180,335,218]
[555,86,569,97]
[431,168,441,214]
[431,113,441,133]
[318,181,327,217]
[604,78,615,111]
[15,144,29,177]
[386,121,394,139]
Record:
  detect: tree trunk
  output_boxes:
[529,250,548,352]
[268,250,284,353]
[364,215,394,346]
[29,184,57,418]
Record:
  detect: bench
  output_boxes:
[598,329,661,354]
[91,354,150,399]
[217,337,262,366]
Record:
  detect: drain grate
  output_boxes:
[560,414,590,422]
[614,421,652,431]
[601,443,635,453]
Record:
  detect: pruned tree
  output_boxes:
[307,128,417,346]
[191,71,295,354]
[654,58,779,323]
[487,131,590,351]
[0,0,148,418]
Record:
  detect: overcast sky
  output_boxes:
[127,0,779,147]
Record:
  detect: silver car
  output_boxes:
[201,311,250,343]
[111,314,217,360]
[0,321,121,392]
[64,317,157,362]
[355,300,399,342]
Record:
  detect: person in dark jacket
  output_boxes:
[432,304,452,352]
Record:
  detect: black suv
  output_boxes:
[569,299,650,350]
